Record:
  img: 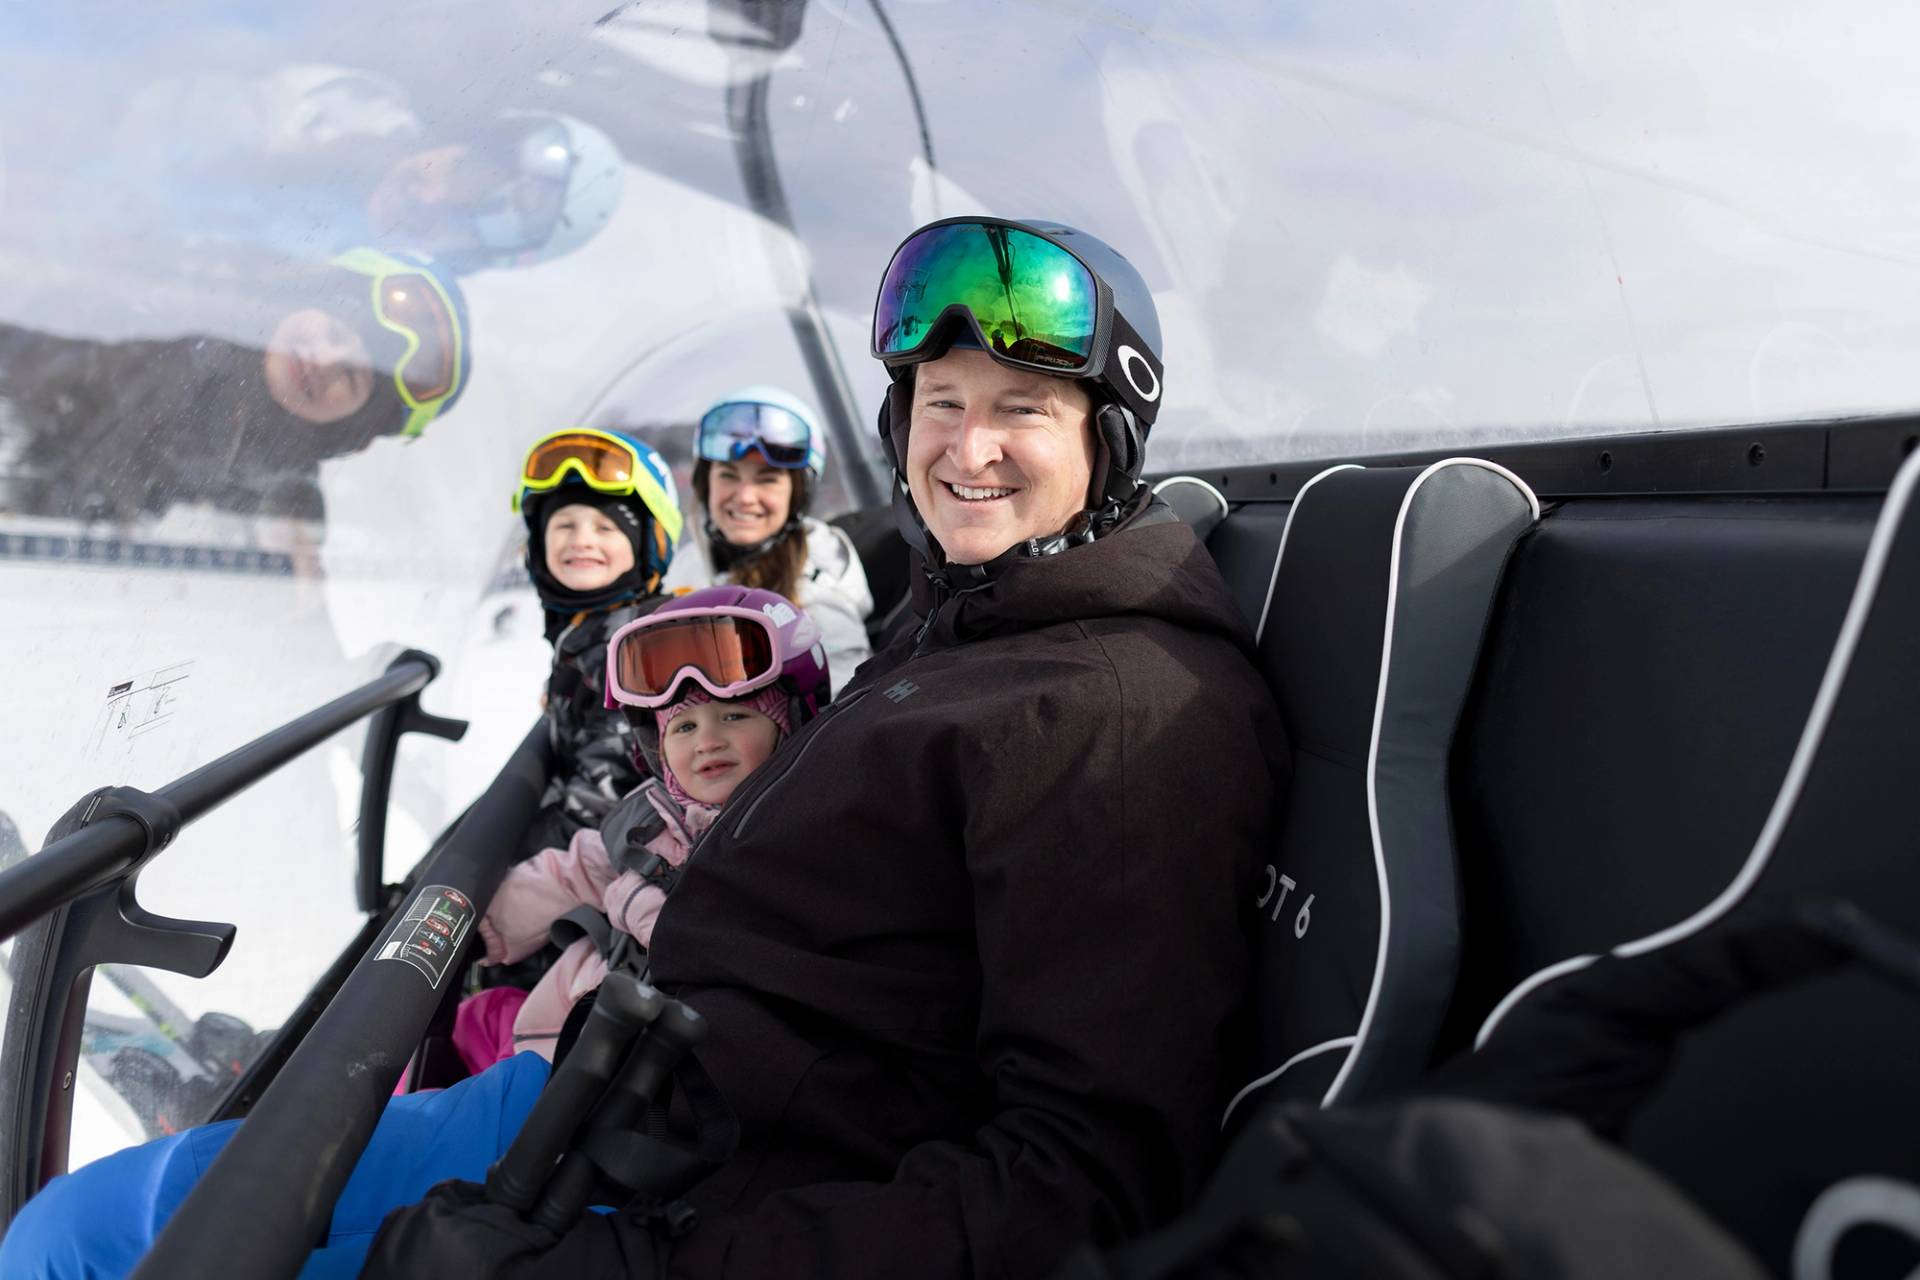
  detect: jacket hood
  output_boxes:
[904,496,1255,657]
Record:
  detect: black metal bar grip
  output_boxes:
[484,974,665,1212]
[529,1000,708,1233]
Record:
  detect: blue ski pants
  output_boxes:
[0,1051,550,1279]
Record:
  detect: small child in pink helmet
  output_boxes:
[456,585,831,1065]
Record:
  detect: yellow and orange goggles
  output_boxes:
[511,427,685,548]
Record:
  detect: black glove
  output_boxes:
[359,1179,643,1279]
[1431,900,1920,1137]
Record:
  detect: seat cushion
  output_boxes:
[1225,459,1537,1126]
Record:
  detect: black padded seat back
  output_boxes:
[1150,475,1230,542]
[1468,448,1920,1273]
[829,504,913,643]
[1204,500,1294,634]
[1434,494,1873,1061]
[1224,459,1538,1127]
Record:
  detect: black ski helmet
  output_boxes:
[870,217,1164,556]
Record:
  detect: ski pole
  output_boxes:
[528,998,706,1233]
[484,973,665,1213]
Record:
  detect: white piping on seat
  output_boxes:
[1220,1036,1357,1130]
[1476,445,1920,1048]
[1254,464,1362,645]
[1150,473,1230,514]
[1793,1177,1920,1280]
[1326,458,1539,1105]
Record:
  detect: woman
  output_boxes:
[661,386,873,693]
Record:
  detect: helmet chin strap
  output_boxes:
[707,512,804,571]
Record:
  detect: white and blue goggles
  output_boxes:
[696,401,823,475]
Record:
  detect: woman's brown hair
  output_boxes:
[692,459,811,602]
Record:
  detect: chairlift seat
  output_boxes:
[1466,447,1920,1272]
[1206,460,1538,1125]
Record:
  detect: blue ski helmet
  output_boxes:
[517,427,682,594]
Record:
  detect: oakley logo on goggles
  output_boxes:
[334,248,464,437]
[870,217,1164,425]
[513,428,684,545]
[604,608,780,709]
[696,401,819,472]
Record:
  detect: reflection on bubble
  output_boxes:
[0,251,467,529]
[1750,321,1857,423]
[366,113,625,273]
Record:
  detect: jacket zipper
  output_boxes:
[910,576,950,660]
[729,688,870,838]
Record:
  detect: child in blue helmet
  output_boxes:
[511,427,683,859]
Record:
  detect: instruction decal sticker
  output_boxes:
[377,885,474,989]
[93,661,195,753]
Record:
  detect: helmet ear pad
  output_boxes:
[878,377,914,476]
[1093,401,1146,506]
[878,377,938,565]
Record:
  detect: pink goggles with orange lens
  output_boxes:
[604,607,783,709]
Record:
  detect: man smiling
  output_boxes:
[906,352,1099,565]
[373,217,1292,1277]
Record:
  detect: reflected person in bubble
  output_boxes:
[0,249,468,526]
[366,113,625,274]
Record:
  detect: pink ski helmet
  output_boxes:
[605,585,830,719]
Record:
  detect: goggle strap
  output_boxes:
[1100,308,1164,428]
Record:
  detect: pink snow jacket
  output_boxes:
[477,780,716,1059]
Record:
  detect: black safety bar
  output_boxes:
[0,654,439,943]
[356,649,471,913]
[132,720,551,1280]
[0,651,474,1228]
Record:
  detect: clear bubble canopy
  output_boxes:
[1,0,1916,1163]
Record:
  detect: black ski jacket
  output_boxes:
[611,500,1290,1278]
[527,600,656,856]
